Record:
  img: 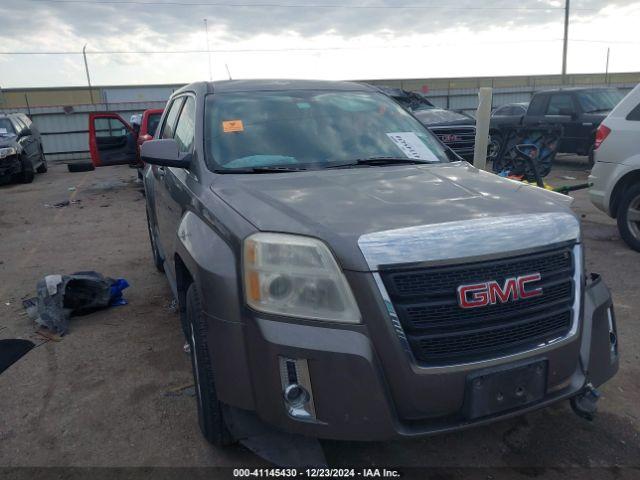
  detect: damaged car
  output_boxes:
[0,113,47,184]
[98,80,619,462]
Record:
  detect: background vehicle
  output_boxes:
[93,80,618,458]
[373,85,477,162]
[0,113,47,184]
[136,109,164,163]
[491,102,529,128]
[490,88,624,165]
[89,108,163,168]
[589,83,640,251]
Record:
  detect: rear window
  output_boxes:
[577,89,624,113]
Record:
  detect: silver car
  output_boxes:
[589,83,640,252]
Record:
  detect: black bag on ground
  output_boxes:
[24,271,116,335]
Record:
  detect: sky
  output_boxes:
[0,0,639,88]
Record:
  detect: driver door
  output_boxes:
[89,113,138,166]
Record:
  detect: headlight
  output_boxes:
[0,147,17,159]
[243,233,361,323]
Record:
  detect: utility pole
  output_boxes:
[204,19,213,82]
[561,0,570,84]
[605,47,610,84]
[82,44,95,104]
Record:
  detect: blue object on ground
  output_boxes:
[110,278,130,306]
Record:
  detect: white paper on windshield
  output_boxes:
[387,132,439,162]
[0,128,7,134]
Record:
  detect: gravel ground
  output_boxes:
[0,157,638,477]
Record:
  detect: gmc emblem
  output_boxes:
[457,273,543,309]
[440,134,461,143]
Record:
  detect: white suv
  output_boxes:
[589,83,640,251]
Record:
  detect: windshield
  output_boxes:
[205,90,449,171]
[0,118,16,136]
[147,113,161,136]
[577,89,624,113]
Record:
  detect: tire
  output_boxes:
[68,162,95,173]
[185,283,234,447]
[36,148,48,173]
[146,208,164,272]
[19,157,35,184]
[617,183,640,252]
[488,132,503,163]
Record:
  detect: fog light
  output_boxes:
[284,383,310,407]
[607,307,618,354]
[279,357,316,420]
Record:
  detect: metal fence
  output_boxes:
[1,77,638,163]
[1,101,166,162]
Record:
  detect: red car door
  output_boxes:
[89,113,138,167]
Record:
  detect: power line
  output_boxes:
[0,39,566,56]
[29,0,597,10]
[3,39,636,57]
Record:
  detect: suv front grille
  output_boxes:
[430,126,476,160]
[380,246,575,364]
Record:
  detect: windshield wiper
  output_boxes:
[585,108,611,113]
[214,165,308,174]
[324,156,434,169]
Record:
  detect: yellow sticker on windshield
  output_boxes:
[223,120,244,133]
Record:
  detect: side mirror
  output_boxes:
[140,139,191,168]
[20,128,32,137]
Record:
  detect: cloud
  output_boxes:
[1,0,639,50]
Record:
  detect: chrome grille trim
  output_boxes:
[358,213,581,271]
[371,244,583,373]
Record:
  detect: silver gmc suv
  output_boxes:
[139,80,619,454]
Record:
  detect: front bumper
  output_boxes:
[0,155,21,178]
[228,273,618,441]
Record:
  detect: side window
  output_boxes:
[626,102,640,121]
[95,117,128,138]
[527,95,547,116]
[173,97,196,152]
[161,98,185,139]
[547,94,575,115]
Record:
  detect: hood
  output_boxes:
[0,134,17,147]
[414,108,475,127]
[212,162,575,271]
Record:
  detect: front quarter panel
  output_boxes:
[174,185,258,410]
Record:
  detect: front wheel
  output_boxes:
[617,183,640,252]
[36,148,48,173]
[185,284,234,447]
[19,157,35,183]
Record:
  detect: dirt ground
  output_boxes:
[0,158,639,476]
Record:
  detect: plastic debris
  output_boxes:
[44,199,82,208]
[109,279,130,306]
[23,271,130,335]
